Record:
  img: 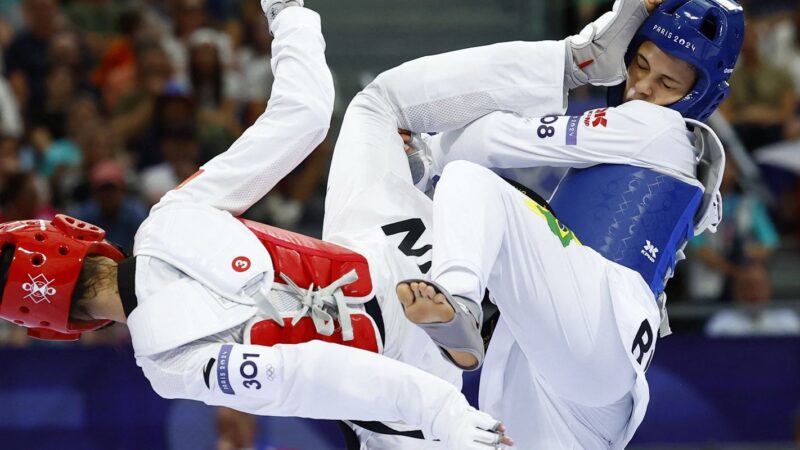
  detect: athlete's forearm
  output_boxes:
[428,102,695,181]
[369,40,567,134]
[141,340,469,440]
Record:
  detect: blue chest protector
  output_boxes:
[548,165,703,299]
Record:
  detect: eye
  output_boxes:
[636,55,649,71]
[661,80,676,90]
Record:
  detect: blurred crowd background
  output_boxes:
[0,0,798,449]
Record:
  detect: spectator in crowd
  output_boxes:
[761,7,800,139]
[0,171,55,222]
[0,166,33,348]
[162,0,210,88]
[140,121,200,206]
[720,20,798,150]
[111,40,177,166]
[119,88,196,172]
[0,134,21,180]
[4,0,62,121]
[0,73,23,139]
[780,8,800,141]
[64,0,127,59]
[27,29,94,143]
[68,159,147,254]
[47,29,93,88]
[188,28,240,157]
[0,0,23,32]
[34,94,103,210]
[688,158,780,301]
[28,64,78,141]
[92,9,145,111]
[237,11,274,105]
[705,263,800,336]
[54,118,126,209]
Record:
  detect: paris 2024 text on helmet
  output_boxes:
[609,0,745,120]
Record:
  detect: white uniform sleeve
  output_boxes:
[325,41,566,226]
[429,100,699,182]
[371,40,567,132]
[155,8,334,216]
[138,339,468,440]
[361,38,697,183]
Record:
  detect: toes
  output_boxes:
[396,283,414,308]
[423,284,437,299]
[411,282,423,299]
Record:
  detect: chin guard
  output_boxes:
[686,118,726,236]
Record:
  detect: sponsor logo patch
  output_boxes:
[641,240,659,263]
[583,108,608,128]
[217,345,235,395]
[566,115,580,145]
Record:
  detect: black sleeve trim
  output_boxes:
[336,421,362,450]
[117,257,139,318]
[351,420,426,440]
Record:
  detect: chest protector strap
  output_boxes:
[549,165,703,299]
[245,312,382,354]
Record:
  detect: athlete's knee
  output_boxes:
[435,162,510,220]
[438,160,499,191]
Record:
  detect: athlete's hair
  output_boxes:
[0,245,105,322]
[69,256,117,322]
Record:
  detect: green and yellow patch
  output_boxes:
[523,197,582,248]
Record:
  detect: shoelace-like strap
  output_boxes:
[253,284,285,326]
[279,269,360,341]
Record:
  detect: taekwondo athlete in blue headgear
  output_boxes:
[369,0,746,448]
[608,0,745,120]
[553,0,744,319]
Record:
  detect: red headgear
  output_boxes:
[0,215,125,341]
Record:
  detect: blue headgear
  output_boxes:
[608,0,744,121]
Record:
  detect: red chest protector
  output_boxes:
[239,219,381,354]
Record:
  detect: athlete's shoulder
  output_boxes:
[612,100,685,126]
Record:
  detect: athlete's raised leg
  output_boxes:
[398,161,636,406]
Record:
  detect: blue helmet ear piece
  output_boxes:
[609,0,744,120]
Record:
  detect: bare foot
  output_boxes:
[396,281,478,369]
[396,281,455,324]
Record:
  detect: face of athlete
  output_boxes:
[624,40,698,106]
